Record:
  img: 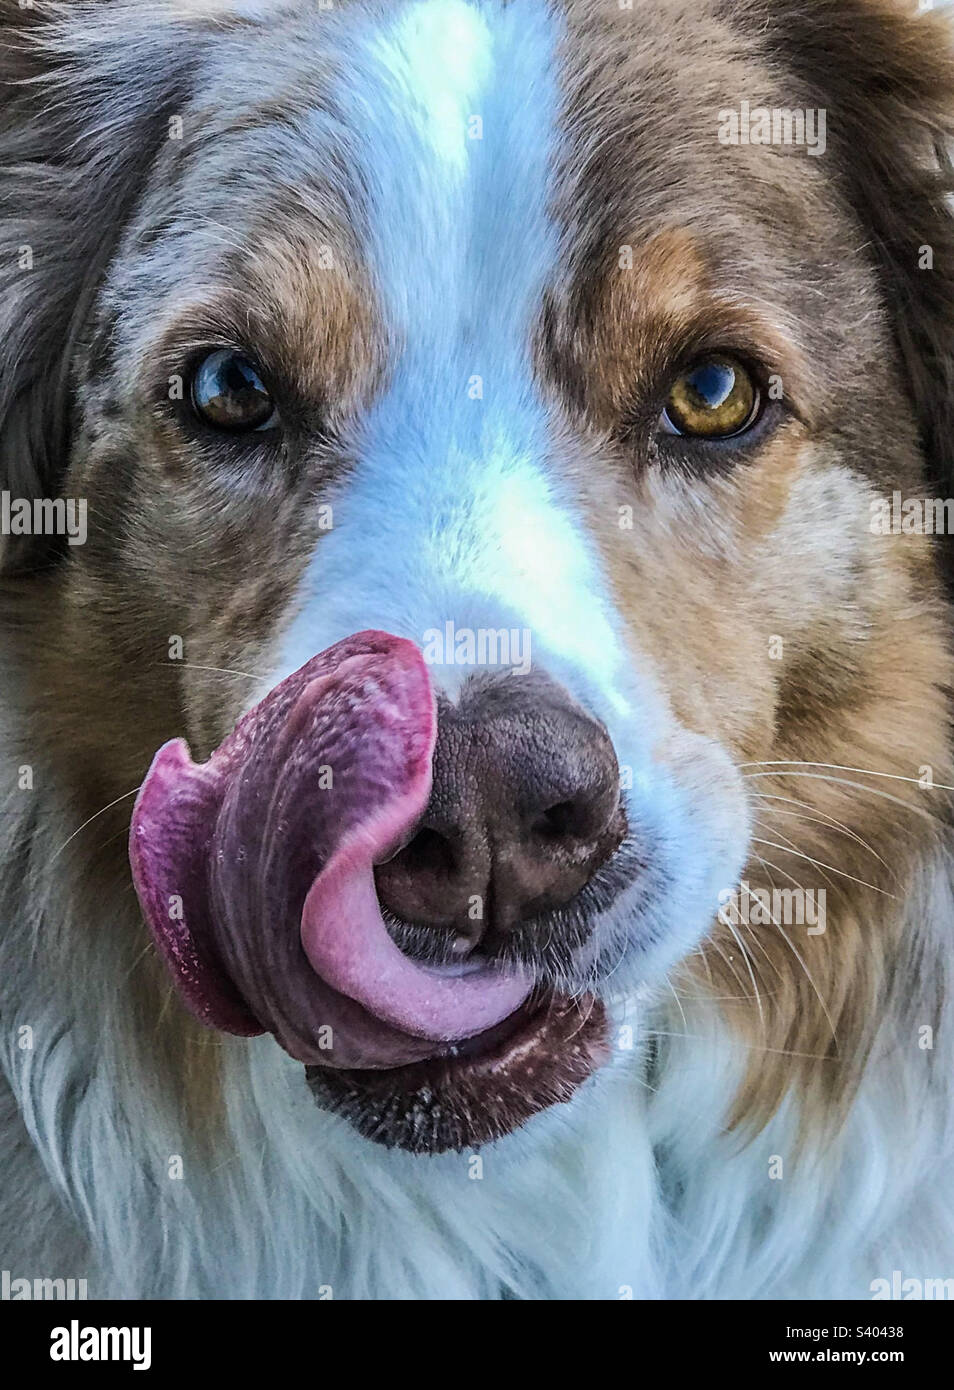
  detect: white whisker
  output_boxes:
[749,837,896,897]
[740,758,954,793]
[49,787,142,865]
[160,661,264,681]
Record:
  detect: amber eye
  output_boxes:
[661,355,759,438]
[191,349,277,432]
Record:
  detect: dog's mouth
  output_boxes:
[129,632,611,1153]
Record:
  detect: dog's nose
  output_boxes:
[374,672,625,950]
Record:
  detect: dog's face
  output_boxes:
[4,0,954,1153]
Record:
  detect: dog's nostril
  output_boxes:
[532,800,579,840]
[390,825,455,879]
[374,822,472,937]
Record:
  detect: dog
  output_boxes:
[2,0,954,1300]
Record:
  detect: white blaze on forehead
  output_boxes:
[345,0,559,349]
[372,0,494,176]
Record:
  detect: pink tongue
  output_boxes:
[130,632,530,1068]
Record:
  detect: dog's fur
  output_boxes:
[3,0,954,1299]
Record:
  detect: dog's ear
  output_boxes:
[755,0,954,585]
[0,1,198,574]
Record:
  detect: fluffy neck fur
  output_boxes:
[3,767,953,1299]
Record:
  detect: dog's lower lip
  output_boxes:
[304,992,610,1153]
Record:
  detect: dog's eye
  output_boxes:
[660,355,759,438]
[191,350,277,432]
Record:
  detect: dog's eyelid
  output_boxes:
[653,304,815,423]
[139,336,296,437]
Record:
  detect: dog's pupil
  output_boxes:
[223,358,254,395]
[687,362,736,410]
[215,355,265,413]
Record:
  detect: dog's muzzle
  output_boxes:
[129,631,624,1150]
